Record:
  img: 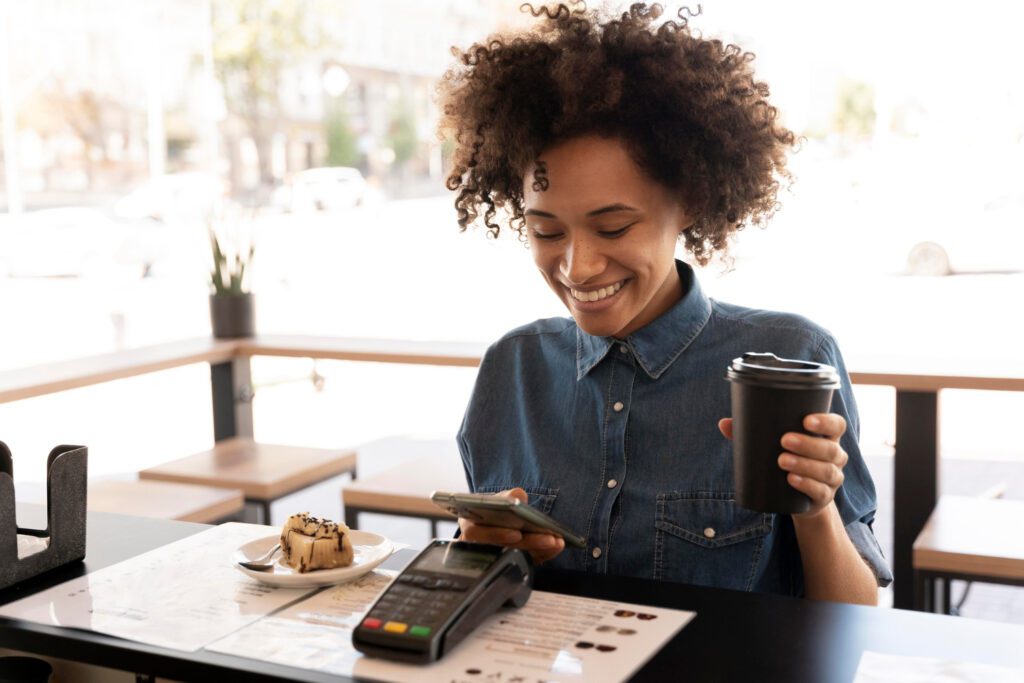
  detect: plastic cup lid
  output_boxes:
[726,352,840,389]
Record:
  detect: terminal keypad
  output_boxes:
[363,573,471,636]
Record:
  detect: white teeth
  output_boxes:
[571,281,623,303]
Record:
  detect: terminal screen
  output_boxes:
[412,544,500,577]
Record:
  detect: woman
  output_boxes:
[438,3,891,605]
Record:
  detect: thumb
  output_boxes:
[718,418,733,441]
[502,487,529,504]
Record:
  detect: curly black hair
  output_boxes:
[437,2,797,264]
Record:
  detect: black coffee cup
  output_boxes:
[726,352,841,514]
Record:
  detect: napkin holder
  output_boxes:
[0,441,88,591]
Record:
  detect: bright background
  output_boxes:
[0,0,1022,618]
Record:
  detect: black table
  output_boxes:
[2,508,1023,682]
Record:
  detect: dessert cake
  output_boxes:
[280,512,354,573]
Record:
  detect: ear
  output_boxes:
[678,216,697,235]
[677,199,697,233]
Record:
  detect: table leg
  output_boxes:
[914,570,926,611]
[210,357,254,442]
[345,506,361,531]
[893,389,940,610]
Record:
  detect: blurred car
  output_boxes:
[0,207,170,279]
[114,171,226,225]
[272,167,367,213]
[903,191,1024,276]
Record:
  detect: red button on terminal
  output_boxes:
[362,618,382,629]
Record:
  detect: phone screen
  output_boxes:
[432,491,586,548]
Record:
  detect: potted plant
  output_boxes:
[208,221,256,338]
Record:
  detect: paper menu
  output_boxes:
[0,520,694,680]
[854,651,1024,683]
[0,522,317,652]
[394,591,694,683]
[207,570,396,675]
[207,573,695,683]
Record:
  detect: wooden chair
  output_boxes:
[340,437,466,537]
[913,495,1024,613]
[88,479,244,524]
[139,437,357,524]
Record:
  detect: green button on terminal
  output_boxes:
[409,625,432,637]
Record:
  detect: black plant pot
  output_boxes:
[209,293,255,339]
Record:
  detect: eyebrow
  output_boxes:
[524,203,640,219]
[587,203,640,217]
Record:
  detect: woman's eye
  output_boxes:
[598,222,637,238]
[530,230,563,241]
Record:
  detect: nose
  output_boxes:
[561,233,606,285]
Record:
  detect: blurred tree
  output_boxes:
[324,100,359,167]
[833,78,876,141]
[388,99,418,167]
[211,0,332,186]
[25,82,129,189]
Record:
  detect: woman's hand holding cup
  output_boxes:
[456,487,566,564]
[775,413,849,517]
[719,413,849,518]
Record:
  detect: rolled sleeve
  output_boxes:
[845,519,894,587]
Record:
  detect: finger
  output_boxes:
[804,413,846,440]
[501,487,529,504]
[461,524,563,565]
[516,535,565,564]
[718,418,733,440]
[780,432,847,465]
[785,472,833,507]
[778,453,845,489]
[510,532,562,553]
[458,518,523,546]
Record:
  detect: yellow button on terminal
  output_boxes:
[383,621,408,634]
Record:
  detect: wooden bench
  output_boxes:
[88,479,244,523]
[139,437,357,524]
[913,495,1024,613]
[341,439,466,537]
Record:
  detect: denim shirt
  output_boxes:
[458,261,893,595]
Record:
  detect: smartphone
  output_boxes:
[430,490,586,549]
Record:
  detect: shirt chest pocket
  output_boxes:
[654,492,773,591]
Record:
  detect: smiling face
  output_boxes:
[523,135,693,339]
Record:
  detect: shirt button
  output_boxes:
[607,479,618,489]
[613,401,624,412]
[592,547,602,559]
[619,344,628,354]
[703,527,716,539]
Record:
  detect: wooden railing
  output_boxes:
[2,335,1022,610]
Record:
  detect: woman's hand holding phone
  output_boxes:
[456,488,566,564]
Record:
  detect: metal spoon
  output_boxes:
[238,543,282,571]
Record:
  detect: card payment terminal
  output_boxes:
[352,540,533,663]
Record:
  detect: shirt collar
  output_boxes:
[576,260,713,380]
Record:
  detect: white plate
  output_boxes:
[233,531,394,587]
